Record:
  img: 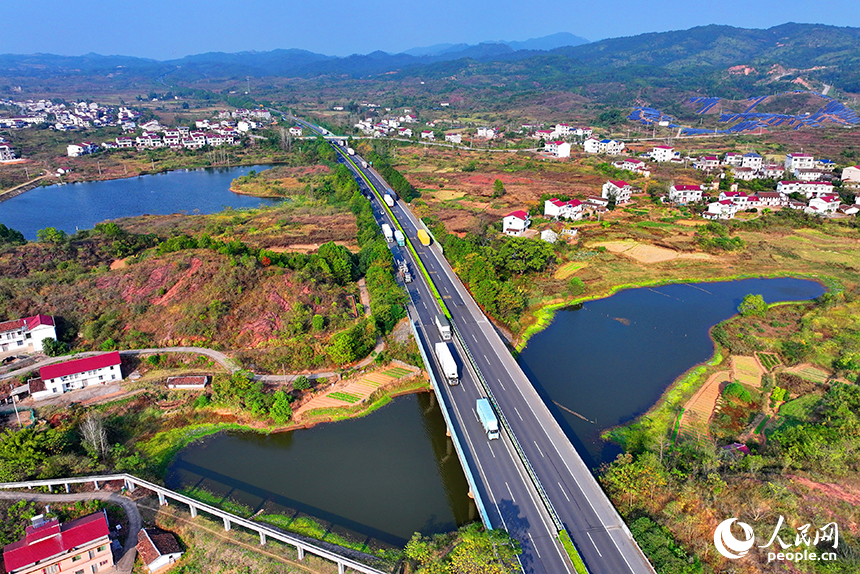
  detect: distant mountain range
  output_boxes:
[2,24,859,101]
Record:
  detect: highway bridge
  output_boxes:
[289,115,656,574]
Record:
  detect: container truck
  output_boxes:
[381,223,393,243]
[398,260,412,283]
[394,229,405,247]
[417,229,431,246]
[434,342,459,385]
[384,193,395,208]
[347,147,355,156]
[476,398,500,440]
[434,314,452,341]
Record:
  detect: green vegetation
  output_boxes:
[738,293,767,317]
[779,394,821,422]
[629,516,703,574]
[694,222,745,251]
[558,529,589,574]
[404,523,521,574]
[757,352,781,370]
[0,224,25,247]
[328,391,361,403]
[722,382,752,404]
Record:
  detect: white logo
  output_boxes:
[714,518,756,559]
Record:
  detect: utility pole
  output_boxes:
[97,161,102,177]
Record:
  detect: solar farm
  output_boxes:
[629,91,860,136]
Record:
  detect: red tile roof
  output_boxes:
[40,351,121,381]
[0,315,54,335]
[506,210,529,220]
[672,185,702,191]
[3,512,109,573]
[609,180,628,188]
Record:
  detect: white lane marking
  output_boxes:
[528,533,542,559]
[472,333,478,343]
[587,532,603,557]
[483,354,489,362]
[488,442,496,458]
[498,378,506,391]
[514,407,523,421]
[505,482,515,503]
[533,441,545,458]
[557,482,571,502]
[422,301,427,309]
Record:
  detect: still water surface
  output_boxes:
[0,166,280,240]
[166,393,475,546]
[517,277,826,467]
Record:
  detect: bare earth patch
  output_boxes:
[110,258,128,270]
[592,240,713,264]
[678,370,731,441]
[732,355,764,388]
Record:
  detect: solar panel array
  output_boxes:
[627,107,680,128]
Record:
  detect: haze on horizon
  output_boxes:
[3,0,859,60]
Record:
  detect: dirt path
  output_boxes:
[0,490,141,573]
[678,370,730,441]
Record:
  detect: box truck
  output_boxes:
[476,398,500,440]
[434,314,452,341]
[347,147,355,156]
[394,229,405,246]
[384,193,395,207]
[417,229,431,246]
[434,342,459,385]
[381,223,393,243]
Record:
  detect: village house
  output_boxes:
[777,180,835,198]
[650,145,675,162]
[695,156,720,170]
[818,159,837,171]
[785,153,816,173]
[397,127,413,138]
[445,133,462,144]
[741,152,763,170]
[586,195,609,207]
[703,199,738,220]
[795,168,825,182]
[842,165,860,184]
[757,191,786,207]
[544,141,571,158]
[583,137,601,154]
[808,194,841,215]
[544,198,585,220]
[572,127,593,138]
[720,190,752,209]
[541,229,559,243]
[599,139,625,155]
[502,210,531,236]
[66,141,98,157]
[723,152,743,167]
[166,375,210,390]
[601,180,634,204]
[732,166,757,181]
[288,126,303,137]
[761,164,784,179]
[0,314,56,357]
[534,129,555,141]
[2,512,114,574]
[0,144,16,161]
[476,127,496,139]
[34,351,122,400]
[837,204,859,216]
[668,184,704,204]
[137,529,184,573]
[554,124,571,137]
[420,130,435,140]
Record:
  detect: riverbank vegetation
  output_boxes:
[600,288,860,574]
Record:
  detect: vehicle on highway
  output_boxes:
[394,229,405,246]
[417,229,431,246]
[361,160,369,168]
[384,193,395,207]
[381,223,393,243]
[476,398,500,440]
[434,342,459,385]
[434,314,452,341]
[347,147,355,156]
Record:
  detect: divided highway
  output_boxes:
[291,116,655,574]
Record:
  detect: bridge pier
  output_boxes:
[47,485,52,493]
[297,546,304,560]
[189,505,197,518]
[93,480,99,491]
[124,479,136,492]
[259,532,266,545]
[64,483,69,493]
[223,517,231,531]
[158,492,167,506]
[338,562,345,574]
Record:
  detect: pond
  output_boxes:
[0,166,280,240]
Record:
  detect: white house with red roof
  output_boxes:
[582,137,600,154]
[35,351,122,400]
[544,141,571,158]
[613,158,647,172]
[761,164,784,179]
[445,133,462,144]
[795,168,825,182]
[841,165,860,184]
[554,124,571,137]
[0,314,56,356]
[777,181,834,198]
[757,191,785,207]
[668,184,704,204]
[420,130,434,140]
[720,190,752,209]
[733,167,757,181]
[601,180,634,204]
[66,142,98,157]
[651,145,675,163]
[695,156,720,170]
[502,210,531,236]
[288,126,303,137]
[785,153,816,173]
[2,512,113,574]
[703,199,738,220]
[476,127,496,139]
[544,198,585,220]
[723,152,743,167]
[808,194,841,215]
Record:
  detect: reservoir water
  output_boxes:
[0,166,280,240]
[165,393,475,547]
[517,277,826,467]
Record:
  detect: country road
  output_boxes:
[0,490,141,573]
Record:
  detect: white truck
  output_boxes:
[347,147,355,156]
[434,314,452,341]
[434,342,459,386]
[384,193,395,208]
[361,160,369,169]
[381,223,393,243]
[476,398,500,440]
[394,229,405,246]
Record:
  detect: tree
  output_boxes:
[269,390,293,424]
[293,375,311,390]
[36,227,68,244]
[0,224,25,246]
[312,314,325,331]
[738,294,767,317]
[41,337,69,357]
[80,412,109,460]
[492,179,506,199]
[568,277,585,297]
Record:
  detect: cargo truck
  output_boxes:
[361,160,369,169]
[394,229,405,246]
[347,147,355,156]
[434,342,459,385]
[476,398,500,440]
[381,223,393,243]
[417,229,431,246]
[384,193,395,207]
[434,314,452,341]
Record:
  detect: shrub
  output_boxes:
[723,382,752,404]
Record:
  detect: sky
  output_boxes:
[3,0,859,60]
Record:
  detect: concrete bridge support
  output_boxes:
[259,532,266,545]
[189,505,197,518]
[297,547,305,560]
[223,517,231,531]
[158,492,167,506]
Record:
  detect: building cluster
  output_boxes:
[0,314,56,357]
[0,98,141,131]
[692,151,837,182]
[355,113,419,137]
[63,119,243,156]
[529,124,593,140]
[583,138,626,155]
[0,135,17,162]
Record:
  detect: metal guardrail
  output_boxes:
[407,320,491,528]
[0,473,386,574]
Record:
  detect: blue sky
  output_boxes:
[3,0,859,59]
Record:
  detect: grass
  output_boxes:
[757,352,781,371]
[137,422,252,476]
[779,394,821,421]
[732,356,763,387]
[791,366,830,383]
[558,529,589,574]
[754,415,771,434]
[177,486,254,518]
[554,261,587,279]
[328,391,361,403]
[671,408,684,444]
[382,367,412,378]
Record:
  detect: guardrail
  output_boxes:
[408,320,491,528]
[0,474,386,574]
